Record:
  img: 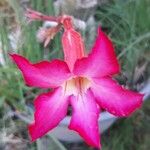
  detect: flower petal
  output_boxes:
[91,77,143,117]
[73,27,120,78]
[62,24,85,71]
[69,89,101,148]
[28,87,69,141]
[10,54,71,88]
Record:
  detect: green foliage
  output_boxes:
[101,99,150,150]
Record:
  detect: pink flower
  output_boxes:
[10,17,143,149]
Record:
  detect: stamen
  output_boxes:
[62,77,91,96]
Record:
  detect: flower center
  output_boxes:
[62,77,91,96]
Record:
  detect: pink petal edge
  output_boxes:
[28,87,69,141]
[10,54,71,88]
[91,77,144,117]
[73,27,120,78]
[69,89,101,148]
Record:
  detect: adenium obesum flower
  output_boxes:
[10,14,143,149]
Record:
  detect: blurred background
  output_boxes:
[0,0,150,150]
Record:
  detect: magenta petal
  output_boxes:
[73,28,120,78]
[91,77,143,117]
[69,89,101,148]
[62,27,85,71]
[28,87,69,141]
[10,54,71,88]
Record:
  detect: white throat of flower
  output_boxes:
[62,77,91,96]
